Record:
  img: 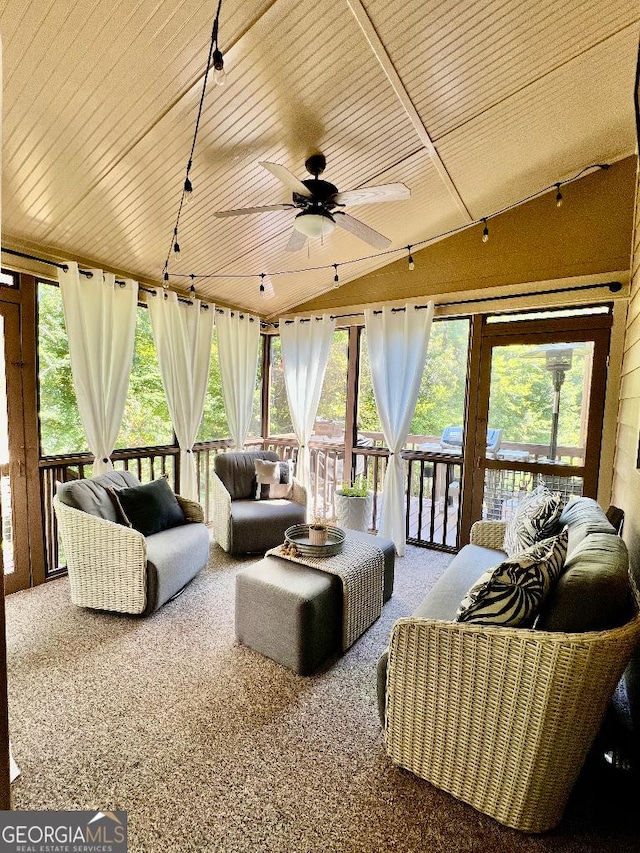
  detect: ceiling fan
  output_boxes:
[213,154,410,251]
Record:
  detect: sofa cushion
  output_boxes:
[145,522,210,613]
[229,498,306,554]
[536,532,634,632]
[214,451,280,500]
[456,530,568,627]
[56,470,140,521]
[558,495,615,532]
[111,478,186,537]
[503,485,562,557]
[255,458,293,500]
[413,544,506,622]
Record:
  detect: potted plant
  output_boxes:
[308,515,328,546]
[334,476,373,532]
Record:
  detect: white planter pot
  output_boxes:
[334,491,373,533]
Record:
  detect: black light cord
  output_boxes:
[162,0,224,283]
[165,162,611,284]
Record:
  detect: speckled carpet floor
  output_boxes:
[4,543,639,853]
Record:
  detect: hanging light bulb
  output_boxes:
[407,245,415,271]
[259,273,274,299]
[212,49,226,86]
[189,276,196,298]
[163,271,169,283]
[482,219,489,244]
[333,264,339,287]
[173,228,180,253]
[184,175,193,203]
[555,183,563,208]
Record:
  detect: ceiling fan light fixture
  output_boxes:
[293,210,336,240]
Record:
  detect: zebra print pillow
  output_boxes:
[456,529,568,627]
[503,485,562,558]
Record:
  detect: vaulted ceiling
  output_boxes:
[1,1,638,316]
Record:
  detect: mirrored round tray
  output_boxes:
[284,524,345,557]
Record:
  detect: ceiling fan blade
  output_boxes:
[213,204,294,218]
[285,228,308,252]
[331,182,410,207]
[260,162,314,198]
[334,212,391,249]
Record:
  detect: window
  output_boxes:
[357,318,470,445]
[268,329,348,438]
[37,281,87,455]
[197,331,227,441]
[38,283,174,454]
[198,331,263,442]
[116,306,172,448]
[0,270,18,288]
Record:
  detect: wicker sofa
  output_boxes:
[377,497,640,833]
[54,470,210,615]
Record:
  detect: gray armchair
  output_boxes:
[212,451,307,554]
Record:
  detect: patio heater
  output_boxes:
[524,344,578,462]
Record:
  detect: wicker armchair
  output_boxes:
[212,451,307,554]
[53,471,210,615]
[383,519,640,833]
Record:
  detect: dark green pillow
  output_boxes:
[110,478,185,537]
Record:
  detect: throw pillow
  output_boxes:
[503,485,562,557]
[254,459,293,500]
[109,477,186,537]
[456,529,568,627]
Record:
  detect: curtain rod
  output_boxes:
[265,280,622,326]
[1,247,262,319]
[0,247,260,315]
[2,247,622,327]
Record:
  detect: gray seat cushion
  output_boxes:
[413,543,506,621]
[229,499,306,554]
[57,470,140,521]
[145,523,210,613]
[214,451,279,500]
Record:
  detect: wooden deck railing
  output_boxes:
[39,433,585,575]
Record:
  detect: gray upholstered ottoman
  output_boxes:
[235,532,395,674]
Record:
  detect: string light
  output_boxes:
[162,0,225,280]
[163,161,607,290]
[259,273,275,299]
[212,48,226,86]
[189,276,196,298]
[555,183,563,208]
[407,245,415,271]
[183,171,193,204]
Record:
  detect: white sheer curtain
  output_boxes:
[364,303,434,555]
[58,262,138,476]
[216,308,260,449]
[147,289,214,500]
[280,314,336,492]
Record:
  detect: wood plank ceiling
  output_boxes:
[1,0,638,317]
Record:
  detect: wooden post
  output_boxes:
[0,452,11,808]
